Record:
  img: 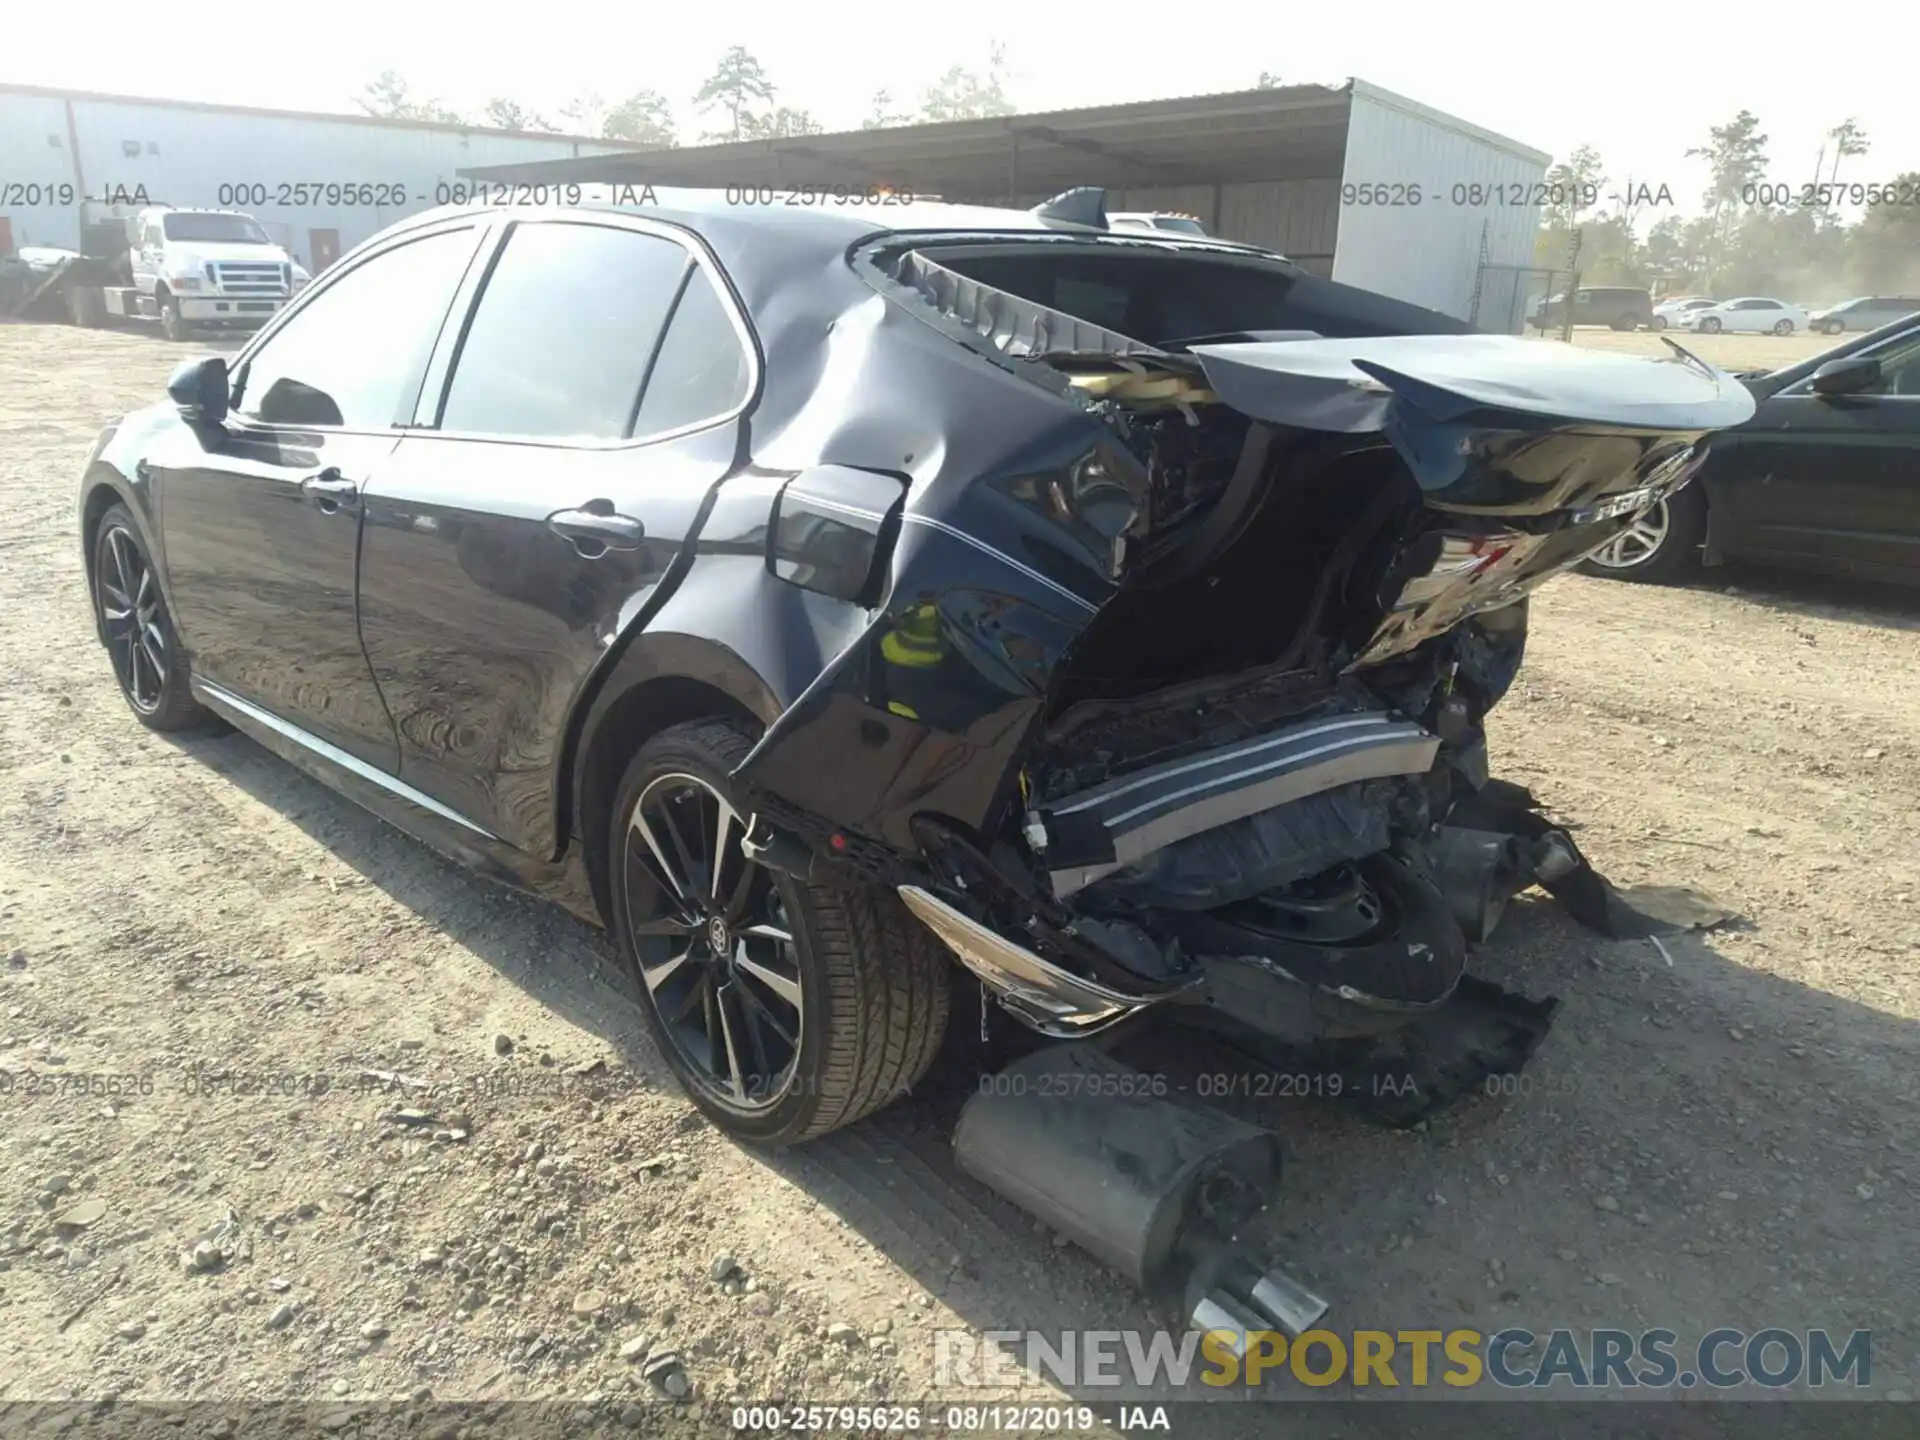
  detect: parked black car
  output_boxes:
[79,191,1754,1145]
[1529,285,1653,332]
[1579,315,1920,586]
[1807,296,1920,336]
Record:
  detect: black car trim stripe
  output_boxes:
[1104,725,1433,830]
[1051,713,1410,817]
[1048,728,1440,899]
[899,514,1101,615]
[192,679,499,840]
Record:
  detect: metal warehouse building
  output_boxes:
[462,79,1552,332]
[0,83,647,272]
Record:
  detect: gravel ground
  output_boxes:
[2,321,1917,1433]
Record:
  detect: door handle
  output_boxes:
[301,467,359,513]
[548,504,645,556]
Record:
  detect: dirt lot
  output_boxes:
[1535,324,1843,371]
[2,321,1918,1431]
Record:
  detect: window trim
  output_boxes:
[416,211,763,453]
[226,216,491,439]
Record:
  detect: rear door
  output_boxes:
[355,213,757,853]
[148,218,488,769]
[1714,326,1920,576]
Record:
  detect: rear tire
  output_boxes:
[1577,482,1708,585]
[609,718,951,1145]
[67,284,105,328]
[1611,313,1638,331]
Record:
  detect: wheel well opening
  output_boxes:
[79,484,121,598]
[575,676,760,924]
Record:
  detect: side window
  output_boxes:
[437,222,688,441]
[1573,290,1592,304]
[632,265,753,439]
[237,227,478,429]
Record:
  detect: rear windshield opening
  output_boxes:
[916,243,1471,349]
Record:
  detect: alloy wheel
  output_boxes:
[1585,500,1670,571]
[96,524,170,713]
[621,772,804,1113]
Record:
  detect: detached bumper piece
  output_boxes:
[1038,711,1440,899]
[956,1043,1326,1329]
[1226,973,1562,1130]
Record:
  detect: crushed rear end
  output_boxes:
[736,231,1754,1049]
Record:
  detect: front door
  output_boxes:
[1718,327,1920,576]
[150,424,406,767]
[355,215,757,854]
[151,219,488,768]
[133,219,164,294]
[310,228,341,272]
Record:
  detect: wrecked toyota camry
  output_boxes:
[80,187,1752,1317]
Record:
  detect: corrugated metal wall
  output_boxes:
[1003,180,1340,275]
[0,91,74,251]
[1,92,633,263]
[1333,87,1547,325]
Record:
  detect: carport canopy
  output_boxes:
[457,83,1358,203]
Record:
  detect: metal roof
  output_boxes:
[460,83,1366,197]
[458,81,1551,198]
[0,81,651,149]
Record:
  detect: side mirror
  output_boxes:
[1810,354,1880,397]
[166,355,230,423]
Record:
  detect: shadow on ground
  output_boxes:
[165,725,1920,1436]
[1677,563,1920,634]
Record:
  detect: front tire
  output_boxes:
[609,718,951,1145]
[1699,316,1723,334]
[1651,315,1669,331]
[1577,482,1708,585]
[1772,319,1795,336]
[1821,319,1844,335]
[158,289,189,342]
[91,504,218,730]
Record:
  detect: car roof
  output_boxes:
[386,186,1274,264]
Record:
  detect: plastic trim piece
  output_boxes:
[897,885,1154,1037]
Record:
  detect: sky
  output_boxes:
[6,0,1916,223]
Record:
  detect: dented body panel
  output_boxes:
[84,191,1762,1050]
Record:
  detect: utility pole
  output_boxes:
[1559,227,1583,344]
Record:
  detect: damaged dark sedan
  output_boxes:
[78,187,1756,1159]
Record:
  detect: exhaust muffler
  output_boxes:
[954,1043,1327,1332]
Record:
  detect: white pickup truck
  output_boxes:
[74,207,311,339]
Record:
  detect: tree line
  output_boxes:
[1538,112,1920,299]
[354,43,1021,148]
